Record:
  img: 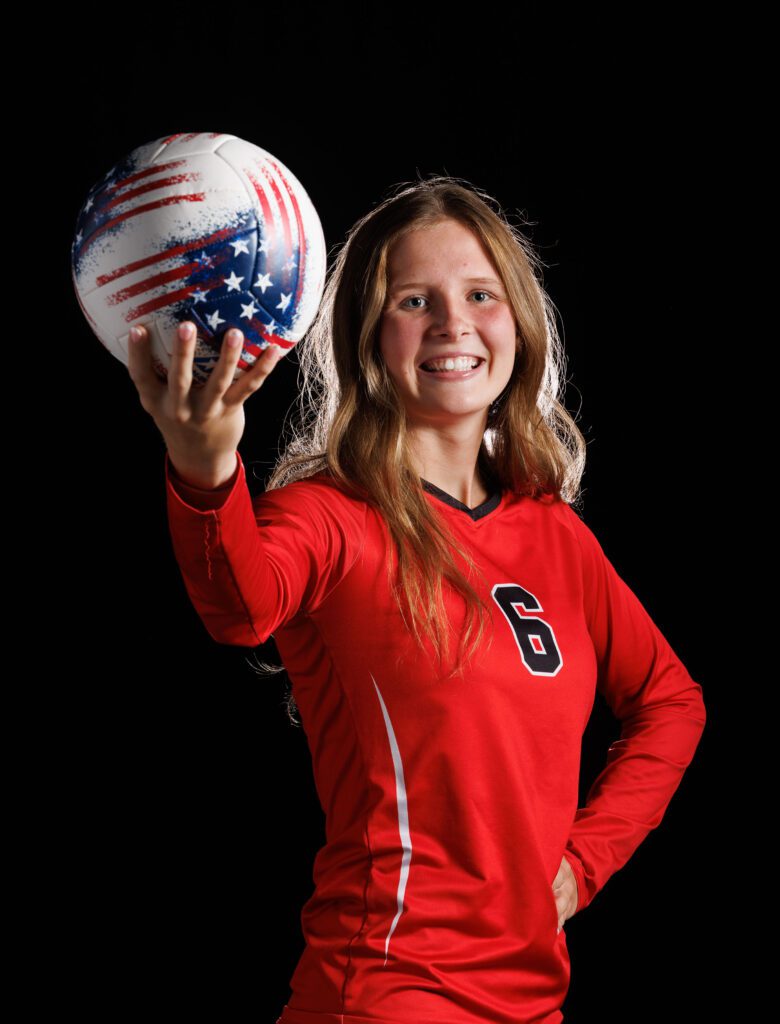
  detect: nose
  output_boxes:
[430,296,473,339]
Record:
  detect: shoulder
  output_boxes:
[252,470,369,534]
[538,496,616,586]
[504,489,599,557]
[543,494,585,532]
[255,469,358,502]
[281,470,369,508]
[543,495,601,549]
[505,487,583,529]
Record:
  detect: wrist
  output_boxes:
[167,451,239,490]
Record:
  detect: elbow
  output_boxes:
[696,684,707,734]
[687,676,707,733]
[204,617,266,648]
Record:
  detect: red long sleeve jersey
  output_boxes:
[164,451,706,1024]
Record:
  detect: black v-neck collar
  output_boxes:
[420,478,503,522]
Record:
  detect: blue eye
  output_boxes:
[400,290,493,310]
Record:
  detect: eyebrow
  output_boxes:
[389,276,502,292]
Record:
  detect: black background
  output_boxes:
[40,5,752,1022]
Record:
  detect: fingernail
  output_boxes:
[227,329,242,347]
[179,322,194,339]
[130,326,141,342]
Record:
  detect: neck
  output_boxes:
[409,421,489,508]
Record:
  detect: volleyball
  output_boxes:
[71,132,327,386]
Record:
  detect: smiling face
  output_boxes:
[378,218,518,431]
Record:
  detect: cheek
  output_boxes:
[487,346,518,383]
[379,322,417,377]
[487,305,515,333]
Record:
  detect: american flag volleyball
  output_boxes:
[71,132,327,386]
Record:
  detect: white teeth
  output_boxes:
[422,357,480,372]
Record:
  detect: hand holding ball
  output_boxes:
[71,131,326,387]
[71,132,326,485]
[126,316,286,488]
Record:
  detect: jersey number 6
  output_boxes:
[491,583,563,677]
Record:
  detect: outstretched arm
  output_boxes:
[165,450,367,646]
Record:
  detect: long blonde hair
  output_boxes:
[248,174,587,721]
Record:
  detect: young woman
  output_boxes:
[128,177,706,1024]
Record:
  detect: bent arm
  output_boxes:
[560,504,707,912]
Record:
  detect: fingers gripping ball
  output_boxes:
[71,132,326,387]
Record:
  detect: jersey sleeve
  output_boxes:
[558,502,707,913]
[166,451,242,510]
[164,449,367,646]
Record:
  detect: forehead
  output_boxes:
[387,220,496,281]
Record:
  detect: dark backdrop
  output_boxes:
[42,6,747,1022]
